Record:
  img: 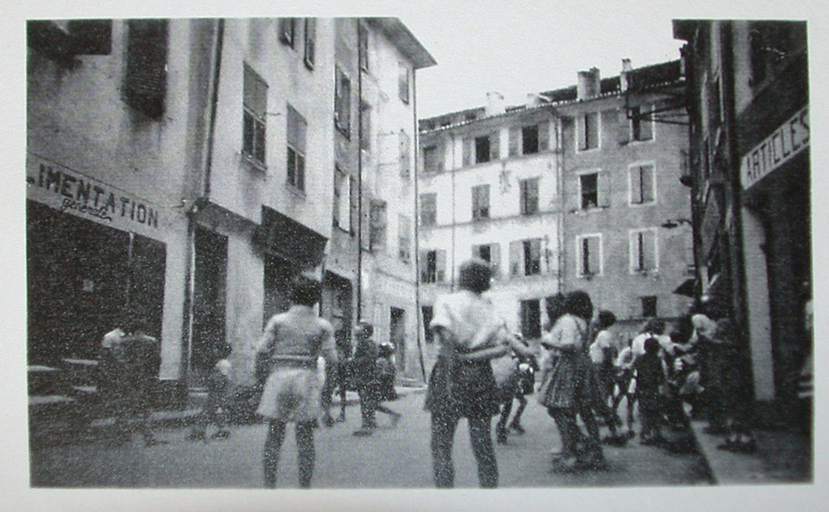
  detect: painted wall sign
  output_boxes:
[27,156,164,231]
[741,106,809,190]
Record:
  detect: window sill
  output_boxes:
[628,201,656,208]
[241,153,267,173]
[285,183,306,199]
[577,272,601,280]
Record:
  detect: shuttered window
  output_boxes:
[577,235,602,277]
[124,19,168,120]
[520,177,539,215]
[472,185,490,220]
[420,193,437,226]
[369,200,387,250]
[473,243,501,277]
[335,67,351,136]
[333,168,351,232]
[242,64,267,166]
[630,229,658,272]
[398,62,410,104]
[419,249,447,283]
[422,144,443,173]
[399,130,411,178]
[286,105,307,191]
[630,105,654,141]
[279,18,296,47]
[630,164,655,204]
[398,215,411,263]
[303,18,316,69]
[578,112,599,150]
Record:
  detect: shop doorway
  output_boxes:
[263,253,294,324]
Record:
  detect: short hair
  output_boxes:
[641,318,665,335]
[644,337,660,355]
[544,293,568,329]
[457,258,492,294]
[291,275,322,306]
[356,322,374,338]
[596,310,617,330]
[565,290,593,321]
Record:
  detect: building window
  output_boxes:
[630,105,654,141]
[333,167,351,232]
[419,249,446,283]
[335,67,351,137]
[522,125,540,154]
[398,215,411,263]
[463,133,499,166]
[242,64,267,166]
[398,62,410,104]
[580,173,598,209]
[578,111,599,150]
[399,130,411,178]
[472,184,490,220]
[286,104,307,191]
[369,200,387,250]
[509,122,549,157]
[303,18,316,69]
[29,20,113,59]
[360,100,371,151]
[641,296,658,318]
[630,229,657,273]
[473,243,501,276]
[279,18,296,47]
[520,299,542,340]
[420,193,437,226]
[520,177,539,215]
[358,23,369,72]
[422,144,442,173]
[577,234,602,277]
[629,164,655,205]
[510,238,542,277]
[422,306,435,343]
[124,19,168,120]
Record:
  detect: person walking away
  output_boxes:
[494,333,536,444]
[113,319,164,447]
[374,342,403,425]
[537,290,606,472]
[100,319,127,416]
[589,310,623,442]
[255,276,337,489]
[188,342,233,441]
[352,323,401,435]
[321,325,352,426]
[425,258,523,488]
[633,337,669,445]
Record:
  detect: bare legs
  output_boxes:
[263,420,316,489]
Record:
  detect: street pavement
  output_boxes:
[30,389,712,489]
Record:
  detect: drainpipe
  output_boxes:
[553,111,565,294]
[181,19,224,390]
[356,20,364,322]
[412,68,426,383]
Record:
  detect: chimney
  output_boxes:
[620,59,633,92]
[526,93,543,108]
[486,91,505,117]
[577,68,601,100]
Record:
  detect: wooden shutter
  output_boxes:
[304,18,316,68]
[597,170,611,208]
[630,166,643,204]
[437,141,445,172]
[509,126,521,156]
[565,176,581,212]
[641,165,655,203]
[509,241,523,276]
[287,104,306,153]
[619,107,631,144]
[587,112,599,149]
[491,243,501,277]
[643,230,657,270]
[436,250,447,282]
[528,239,542,275]
[124,19,168,119]
[587,237,601,275]
[399,131,411,178]
[490,131,500,161]
[538,121,550,152]
[462,138,472,167]
[418,250,429,282]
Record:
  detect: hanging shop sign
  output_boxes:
[27,155,164,232]
[741,106,809,191]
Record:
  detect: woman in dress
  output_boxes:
[537,290,606,471]
[425,258,524,488]
[255,276,337,489]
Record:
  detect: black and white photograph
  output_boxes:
[4,0,826,510]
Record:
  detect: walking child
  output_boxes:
[633,337,668,445]
[188,342,233,441]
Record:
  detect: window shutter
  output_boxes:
[643,230,657,270]
[527,178,539,214]
[287,105,307,153]
[399,131,411,178]
[538,122,550,152]
[490,131,500,161]
[462,138,472,167]
[630,166,643,204]
[437,141,445,172]
[349,176,359,235]
[529,239,542,275]
[641,165,655,203]
[304,18,316,68]
[565,177,580,212]
[640,105,654,140]
[436,250,447,282]
[588,237,601,275]
[124,20,169,119]
[279,18,295,46]
[509,126,521,156]
[619,107,631,144]
[598,170,611,208]
[509,241,523,276]
[491,243,501,277]
[418,250,429,281]
[587,112,599,149]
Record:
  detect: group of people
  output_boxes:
[98,258,755,489]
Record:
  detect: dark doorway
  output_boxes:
[390,307,406,372]
[191,228,227,379]
[263,253,294,324]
